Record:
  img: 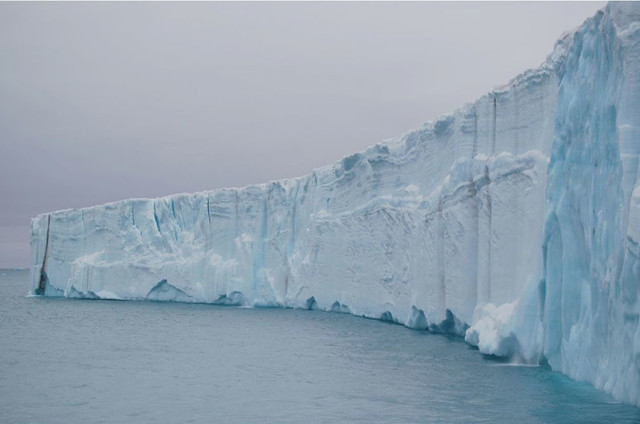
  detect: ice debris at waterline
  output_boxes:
[29,3,640,407]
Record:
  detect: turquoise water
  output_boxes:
[1,269,638,423]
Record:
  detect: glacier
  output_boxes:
[29,3,640,406]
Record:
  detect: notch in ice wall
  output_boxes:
[29,2,640,407]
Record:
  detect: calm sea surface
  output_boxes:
[1,269,639,423]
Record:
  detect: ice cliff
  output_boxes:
[29,3,640,406]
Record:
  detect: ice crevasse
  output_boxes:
[29,3,640,406]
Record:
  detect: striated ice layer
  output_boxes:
[30,3,640,406]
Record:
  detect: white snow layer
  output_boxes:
[29,3,640,406]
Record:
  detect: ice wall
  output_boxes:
[30,3,640,406]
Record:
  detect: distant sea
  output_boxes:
[1,269,638,423]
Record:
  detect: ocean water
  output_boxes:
[1,269,638,423]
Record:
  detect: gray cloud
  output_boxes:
[0,1,605,267]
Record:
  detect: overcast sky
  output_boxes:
[0,1,605,268]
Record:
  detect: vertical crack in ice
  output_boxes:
[36,214,52,295]
[152,200,161,234]
[252,189,269,294]
[283,180,301,299]
[170,197,177,220]
[484,165,493,302]
[234,189,240,237]
[130,203,135,228]
[206,193,212,231]
[469,171,480,309]
[437,199,446,317]
[492,94,497,155]
[472,108,479,159]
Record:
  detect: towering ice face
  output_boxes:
[542,4,640,405]
[30,3,640,406]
